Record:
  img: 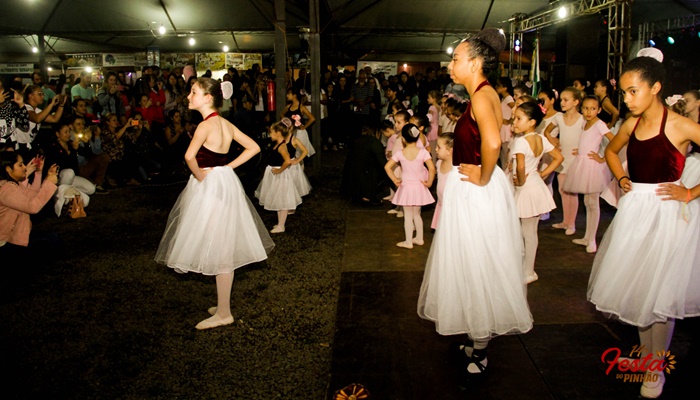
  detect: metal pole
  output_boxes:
[274,0,286,120]
[309,0,322,172]
[38,34,47,83]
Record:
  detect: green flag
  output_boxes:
[529,38,541,97]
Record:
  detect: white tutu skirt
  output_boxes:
[681,153,700,189]
[288,162,312,197]
[514,173,556,218]
[255,166,302,211]
[588,181,700,327]
[295,129,315,157]
[155,167,274,275]
[561,156,612,194]
[417,166,533,338]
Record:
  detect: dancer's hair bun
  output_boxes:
[477,28,506,53]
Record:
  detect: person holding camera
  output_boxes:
[0,152,58,252]
[96,71,126,123]
[17,85,66,158]
[0,79,30,146]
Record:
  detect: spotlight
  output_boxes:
[189,38,195,46]
[85,67,93,73]
[667,35,675,44]
[223,45,229,52]
[514,38,521,52]
[447,46,453,54]
[158,25,166,35]
[558,6,567,19]
[31,46,38,53]
[403,63,408,68]
[47,67,52,72]
[649,39,656,46]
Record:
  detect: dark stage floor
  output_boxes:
[327,194,700,400]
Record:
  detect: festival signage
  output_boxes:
[102,53,135,67]
[161,53,196,70]
[244,53,262,70]
[226,53,245,70]
[0,63,34,74]
[196,53,225,71]
[66,54,102,68]
[134,53,149,68]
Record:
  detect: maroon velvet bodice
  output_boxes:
[452,81,490,166]
[196,146,228,168]
[627,108,685,183]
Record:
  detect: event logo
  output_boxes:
[601,345,676,382]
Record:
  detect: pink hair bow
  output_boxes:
[291,114,302,127]
[665,95,683,107]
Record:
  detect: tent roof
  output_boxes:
[0,0,697,61]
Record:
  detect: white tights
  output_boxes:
[277,210,288,228]
[521,216,540,278]
[639,319,675,370]
[402,206,423,244]
[582,194,601,244]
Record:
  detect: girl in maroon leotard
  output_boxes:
[417,28,532,376]
[156,78,274,330]
[588,49,700,399]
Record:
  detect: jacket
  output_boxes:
[0,174,56,246]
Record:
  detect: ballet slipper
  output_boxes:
[586,242,597,253]
[572,238,589,246]
[387,208,399,214]
[640,372,665,398]
[412,238,424,246]
[565,227,576,236]
[396,211,404,218]
[195,315,234,330]
[208,307,217,316]
[396,241,413,249]
[552,222,568,230]
[270,225,285,233]
[525,272,539,284]
[466,349,488,374]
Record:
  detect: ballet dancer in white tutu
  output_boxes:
[417,28,533,375]
[155,78,274,330]
[255,119,304,233]
[587,48,700,399]
[510,102,563,284]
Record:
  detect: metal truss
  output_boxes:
[639,13,700,44]
[507,0,631,80]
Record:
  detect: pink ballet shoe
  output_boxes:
[270,225,285,233]
[396,211,404,218]
[387,208,399,214]
[412,238,424,246]
[565,227,576,236]
[572,238,589,246]
[208,307,217,316]
[552,222,567,230]
[195,315,234,330]
[525,272,539,284]
[396,241,413,249]
[640,372,665,398]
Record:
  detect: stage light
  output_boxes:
[85,67,93,73]
[189,38,195,46]
[667,36,675,44]
[403,63,408,68]
[649,39,656,46]
[31,46,38,53]
[223,45,229,52]
[447,46,453,54]
[514,38,521,52]
[558,6,567,19]
[158,25,166,35]
[47,67,52,71]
